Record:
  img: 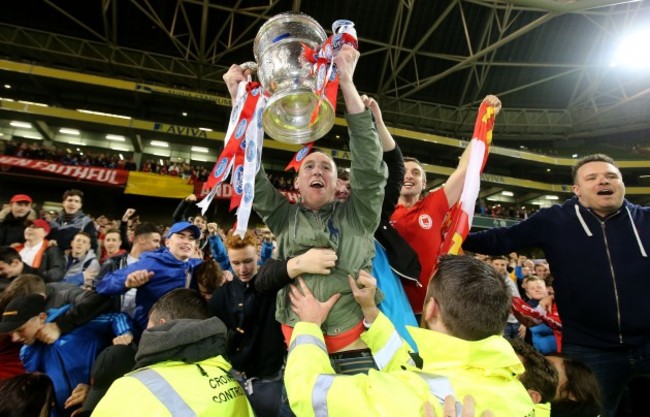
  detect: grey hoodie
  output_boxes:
[135,317,227,369]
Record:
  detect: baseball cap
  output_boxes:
[0,294,46,334]
[166,221,201,239]
[26,219,51,234]
[82,344,136,411]
[10,194,32,204]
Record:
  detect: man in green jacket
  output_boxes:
[225,44,388,354]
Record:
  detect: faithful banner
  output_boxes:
[0,156,128,186]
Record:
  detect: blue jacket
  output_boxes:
[96,248,203,331]
[21,305,132,417]
[464,197,650,349]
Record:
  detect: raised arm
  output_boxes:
[172,194,195,223]
[362,95,404,219]
[443,95,502,208]
[207,232,230,272]
[335,46,387,232]
[119,208,135,251]
[362,95,395,152]
[334,45,364,115]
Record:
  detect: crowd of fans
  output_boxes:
[2,140,137,171]
[0,51,644,417]
[2,139,542,219]
[139,159,211,182]
[477,202,539,219]
[0,187,602,417]
[2,139,303,193]
[267,172,297,192]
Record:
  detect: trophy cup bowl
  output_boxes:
[254,12,334,144]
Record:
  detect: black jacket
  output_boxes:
[376,146,421,282]
[0,210,36,246]
[95,252,131,312]
[20,245,66,283]
[44,282,114,334]
[464,197,650,348]
[210,260,288,378]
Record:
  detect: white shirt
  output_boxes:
[19,241,44,267]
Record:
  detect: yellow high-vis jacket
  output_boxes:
[92,356,254,417]
[286,312,536,417]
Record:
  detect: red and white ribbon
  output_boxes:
[233,92,266,237]
[198,77,266,237]
[287,20,359,172]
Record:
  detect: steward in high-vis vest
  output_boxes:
[285,256,536,417]
[93,290,254,417]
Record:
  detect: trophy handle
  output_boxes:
[240,62,258,76]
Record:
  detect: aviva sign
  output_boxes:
[153,122,208,138]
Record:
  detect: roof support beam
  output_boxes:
[379,0,458,95]
[385,12,557,99]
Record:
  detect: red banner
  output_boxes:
[193,181,300,204]
[0,156,129,186]
[439,101,496,257]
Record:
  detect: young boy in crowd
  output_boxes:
[514,276,561,353]
[522,276,548,306]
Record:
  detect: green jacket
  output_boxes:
[253,110,387,335]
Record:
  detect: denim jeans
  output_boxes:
[563,341,650,417]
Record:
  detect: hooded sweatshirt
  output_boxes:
[135,317,227,368]
[464,197,650,348]
[92,317,254,417]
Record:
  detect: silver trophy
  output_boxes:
[254,12,334,144]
